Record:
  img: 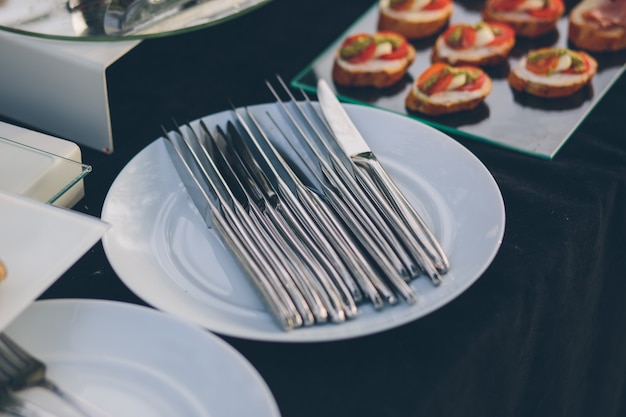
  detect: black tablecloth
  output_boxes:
[35,0,626,416]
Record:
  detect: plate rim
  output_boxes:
[6,298,281,417]
[101,101,506,342]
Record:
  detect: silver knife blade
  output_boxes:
[161,135,216,227]
[317,79,372,157]
[316,79,450,277]
[162,132,301,331]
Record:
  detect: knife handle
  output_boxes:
[351,164,442,286]
[323,183,418,305]
[322,160,414,280]
[352,156,450,275]
[212,204,300,331]
[277,186,390,310]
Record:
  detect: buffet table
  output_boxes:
[5,0,626,416]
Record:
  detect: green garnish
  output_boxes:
[340,36,374,60]
[421,67,451,92]
[475,22,488,31]
[569,53,586,72]
[374,33,403,49]
[460,68,481,84]
[527,48,586,74]
[527,47,567,63]
[446,26,464,47]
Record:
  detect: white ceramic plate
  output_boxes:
[5,299,281,417]
[101,102,506,342]
[0,191,108,331]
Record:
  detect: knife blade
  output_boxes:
[316,79,450,277]
[162,132,300,331]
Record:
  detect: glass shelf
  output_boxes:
[0,0,270,41]
[0,136,91,205]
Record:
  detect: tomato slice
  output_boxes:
[443,24,477,50]
[526,56,559,74]
[486,22,515,46]
[527,49,590,75]
[339,34,376,63]
[525,51,560,75]
[418,63,448,85]
[425,73,455,95]
[528,0,564,18]
[488,0,526,11]
[376,32,409,60]
[422,0,452,11]
[417,63,454,95]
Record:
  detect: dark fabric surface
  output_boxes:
[38,1,626,416]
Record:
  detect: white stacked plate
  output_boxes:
[101,102,506,342]
[5,299,281,417]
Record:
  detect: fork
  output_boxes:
[218,121,373,310]
[267,79,420,281]
[209,124,338,323]
[0,334,111,417]
[261,105,418,305]
[272,76,446,285]
[230,109,362,317]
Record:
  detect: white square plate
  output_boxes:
[0,191,109,331]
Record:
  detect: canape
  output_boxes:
[378,0,453,39]
[332,31,417,88]
[508,47,598,97]
[482,0,564,38]
[431,21,516,66]
[405,62,492,115]
[569,0,626,52]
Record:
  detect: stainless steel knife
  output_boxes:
[162,131,300,331]
[316,79,450,277]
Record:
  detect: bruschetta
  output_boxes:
[508,47,598,97]
[405,62,493,115]
[431,21,516,66]
[482,0,564,38]
[332,31,417,88]
[569,0,626,51]
[378,0,453,39]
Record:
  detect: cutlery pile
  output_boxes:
[163,78,449,331]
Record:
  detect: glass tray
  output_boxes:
[291,0,626,159]
[0,0,270,41]
[0,136,91,205]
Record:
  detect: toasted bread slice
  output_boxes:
[482,0,564,38]
[332,32,417,88]
[508,47,598,97]
[431,22,516,66]
[405,63,492,115]
[378,0,453,39]
[569,0,626,52]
